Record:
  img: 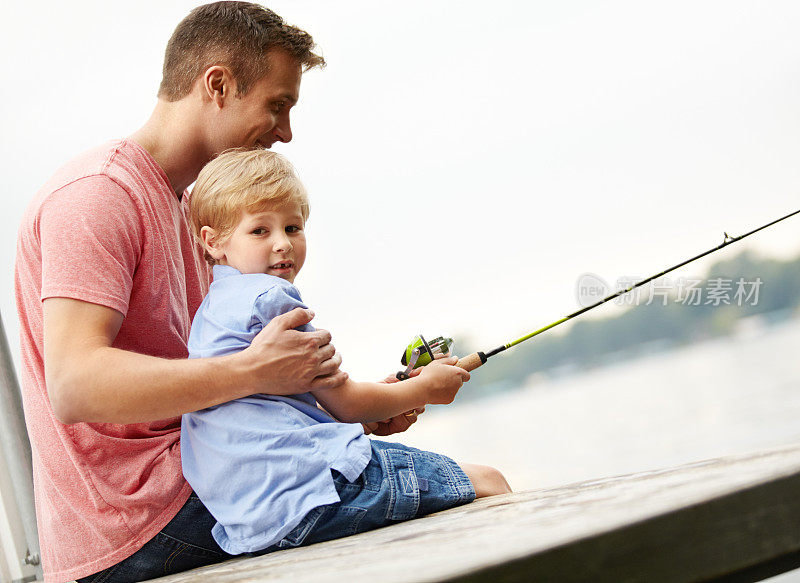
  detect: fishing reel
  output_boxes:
[396,334,454,380]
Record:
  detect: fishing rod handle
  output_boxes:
[456,352,487,372]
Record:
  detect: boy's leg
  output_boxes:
[458,462,513,497]
[76,494,233,583]
[266,439,478,551]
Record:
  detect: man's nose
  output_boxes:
[274,116,292,143]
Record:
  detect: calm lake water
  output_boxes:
[385,315,800,581]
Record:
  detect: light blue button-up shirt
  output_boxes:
[181,265,371,554]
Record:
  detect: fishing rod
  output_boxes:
[396,208,800,379]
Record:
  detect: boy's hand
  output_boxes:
[416,356,470,404]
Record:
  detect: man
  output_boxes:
[15,4,417,582]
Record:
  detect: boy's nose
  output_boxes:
[273,237,293,252]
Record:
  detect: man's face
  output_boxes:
[212,49,302,152]
[212,204,307,282]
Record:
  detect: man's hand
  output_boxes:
[362,407,426,436]
[239,307,348,394]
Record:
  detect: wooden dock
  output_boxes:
[153,443,800,583]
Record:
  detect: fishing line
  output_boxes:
[397,208,800,378]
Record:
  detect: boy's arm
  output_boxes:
[362,369,426,435]
[311,357,469,423]
[44,298,346,424]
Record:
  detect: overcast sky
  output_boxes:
[2,1,800,380]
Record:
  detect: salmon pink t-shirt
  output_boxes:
[14,139,211,583]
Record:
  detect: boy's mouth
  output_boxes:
[269,261,293,270]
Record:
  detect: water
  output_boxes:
[384,316,800,581]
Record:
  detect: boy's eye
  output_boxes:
[286,225,302,234]
[251,228,268,235]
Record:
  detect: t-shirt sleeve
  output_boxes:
[39,175,143,316]
[252,283,316,333]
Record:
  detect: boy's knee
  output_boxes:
[460,463,512,498]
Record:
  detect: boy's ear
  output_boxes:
[200,226,226,262]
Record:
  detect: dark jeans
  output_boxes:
[77,494,233,583]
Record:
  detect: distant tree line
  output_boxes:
[449,250,800,404]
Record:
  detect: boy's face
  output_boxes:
[211,204,306,282]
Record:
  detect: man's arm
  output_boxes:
[44,298,346,424]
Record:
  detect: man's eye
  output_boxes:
[271,102,286,114]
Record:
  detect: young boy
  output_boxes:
[182,149,511,556]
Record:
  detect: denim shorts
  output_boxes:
[77,440,474,581]
[259,439,476,552]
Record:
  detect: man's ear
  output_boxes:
[201,66,236,108]
[200,226,226,262]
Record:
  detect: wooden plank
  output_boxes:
[152,443,800,583]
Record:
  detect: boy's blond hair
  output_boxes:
[190,149,310,264]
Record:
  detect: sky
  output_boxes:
[2,1,800,381]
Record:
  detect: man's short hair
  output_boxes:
[190,149,310,264]
[159,1,325,101]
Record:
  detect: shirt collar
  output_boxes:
[212,264,242,280]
